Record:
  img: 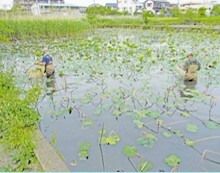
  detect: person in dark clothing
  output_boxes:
[35,49,55,78]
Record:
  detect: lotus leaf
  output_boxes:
[173,130,184,137]
[184,139,195,147]
[98,129,106,135]
[162,131,172,138]
[79,150,89,160]
[185,124,199,133]
[138,161,153,172]
[123,146,137,157]
[137,137,155,148]
[204,121,220,129]
[164,154,181,166]
[82,119,94,128]
[180,111,190,117]
[80,143,91,151]
[79,93,94,104]
[93,107,102,115]
[133,119,144,128]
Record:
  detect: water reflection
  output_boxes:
[180,80,197,99]
[46,75,56,96]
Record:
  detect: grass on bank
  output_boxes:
[0,71,41,171]
[1,15,220,41]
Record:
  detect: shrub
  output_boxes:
[210,5,220,16]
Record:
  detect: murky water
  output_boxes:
[1,28,220,171]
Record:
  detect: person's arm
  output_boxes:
[35,55,47,66]
[34,61,46,66]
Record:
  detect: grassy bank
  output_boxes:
[0,72,41,171]
[1,15,220,41]
[0,18,91,41]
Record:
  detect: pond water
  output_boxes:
[1,28,220,172]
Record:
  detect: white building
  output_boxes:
[117,0,145,15]
[179,0,218,15]
[0,0,14,10]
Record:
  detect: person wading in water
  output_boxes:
[34,48,55,78]
[176,53,201,82]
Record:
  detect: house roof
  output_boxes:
[88,3,103,7]
[105,3,117,7]
[146,0,169,3]
[153,0,169,3]
[36,3,83,7]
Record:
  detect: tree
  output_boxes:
[197,7,206,17]
[170,7,181,17]
[210,5,220,16]
[184,8,196,20]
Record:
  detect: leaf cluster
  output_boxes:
[0,72,40,171]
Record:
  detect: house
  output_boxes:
[105,3,118,10]
[0,0,13,10]
[117,0,145,15]
[179,1,217,15]
[144,0,170,15]
[13,0,64,12]
[31,3,85,15]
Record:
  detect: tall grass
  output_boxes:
[1,15,220,41]
[1,18,91,41]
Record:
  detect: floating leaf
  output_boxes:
[98,129,106,135]
[123,146,137,157]
[79,93,93,104]
[204,121,220,129]
[148,111,160,119]
[185,124,199,133]
[98,137,107,145]
[112,109,121,116]
[138,161,153,172]
[79,150,89,160]
[70,161,77,167]
[184,139,195,147]
[173,130,184,137]
[93,107,102,115]
[137,137,155,148]
[162,131,172,138]
[79,143,90,160]
[164,154,181,166]
[180,111,190,117]
[133,119,144,128]
[82,119,94,128]
[105,132,120,145]
[80,143,90,151]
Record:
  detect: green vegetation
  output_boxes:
[0,7,220,42]
[0,72,40,171]
[0,19,91,41]
[210,5,220,16]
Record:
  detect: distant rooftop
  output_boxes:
[36,3,83,7]
[105,3,118,7]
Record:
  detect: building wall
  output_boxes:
[0,0,14,10]
[117,0,143,15]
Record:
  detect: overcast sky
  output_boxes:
[64,0,220,6]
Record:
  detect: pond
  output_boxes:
[1,28,220,172]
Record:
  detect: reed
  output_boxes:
[1,18,91,41]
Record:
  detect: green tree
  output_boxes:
[159,8,166,17]
[197,7,206,17]
[170,7,181,17]
[184,8,196,21]
[210,5,220,16]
